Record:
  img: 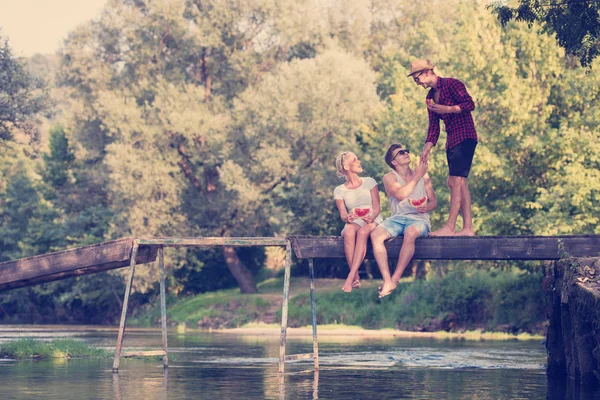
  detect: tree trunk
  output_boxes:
[412,260,429,280]
[222,246,258,293]
[201,49,211,102]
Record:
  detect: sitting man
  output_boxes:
[370,143,437,298]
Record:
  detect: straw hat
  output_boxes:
[407,59,435,77]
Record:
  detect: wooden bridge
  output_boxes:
[1,235,599,374]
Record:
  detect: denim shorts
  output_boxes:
[379,215,430,238]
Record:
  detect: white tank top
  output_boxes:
[387,171,430,225]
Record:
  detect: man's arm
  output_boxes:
[422,109,440,162]
[423,173,437,213]
[448,78,475,112]
[426,79,475,115]
[383,161,428,201]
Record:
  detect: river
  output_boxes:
[0,326,597,399]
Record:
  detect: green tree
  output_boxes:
[361,0,599,236]
[0,35,47,143]
[56,0,383,293]
[489,0,600,67]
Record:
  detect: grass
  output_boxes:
[132,268,548,337]
[0,338,110,360]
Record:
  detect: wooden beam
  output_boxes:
[121,350,166,357]
[137,237,287,247]
[288,235,600,261]
[0,238,157,291]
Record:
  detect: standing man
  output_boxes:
[370,143,437,298]
[408,59,477,236]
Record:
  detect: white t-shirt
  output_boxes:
[333,177,383,224]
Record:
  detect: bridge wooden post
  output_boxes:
[158,246,168,369]
[308,258,319,371]
[278,240,292,374]
[112,240,139,373]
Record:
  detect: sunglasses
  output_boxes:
[394,149,410,158]
[413,71,425,82]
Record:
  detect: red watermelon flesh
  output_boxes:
[354,208,370,217]
[409,197,427,207]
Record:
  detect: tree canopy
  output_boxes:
[0,35,48,143]
[489,0,600,67]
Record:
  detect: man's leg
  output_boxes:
[430,175,463,236]
[370,227,395,295]
[390,225,421,283]
[456,180,475,236]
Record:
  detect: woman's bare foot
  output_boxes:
[342,279,354,293]
[429,226,456,236]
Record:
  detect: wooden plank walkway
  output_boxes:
[288,235,600,260]
[0,238,157,291]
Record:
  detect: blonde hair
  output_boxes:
[335,151,352,179]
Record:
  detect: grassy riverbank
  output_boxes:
[132,268,548,336]
[0,338,109,360]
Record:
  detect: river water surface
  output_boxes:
[0,326,597,399]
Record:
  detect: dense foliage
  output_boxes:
[489,0,600,67]
[288,268,546,333]
[0,0,598,324]
[0,36,47,142]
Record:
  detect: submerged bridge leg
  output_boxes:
[308,258,319,371]
[159,246,168,369]
[112,241,139,373]
[278,240,292,374]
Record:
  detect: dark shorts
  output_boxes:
[446,139,477,177]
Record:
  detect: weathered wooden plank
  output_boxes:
[137,237,287,247]
[0,238,157,291]
[288,235,600,260]
[121,350,166,357]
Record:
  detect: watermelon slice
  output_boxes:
[409,197,427,207]
[354,208,370,217]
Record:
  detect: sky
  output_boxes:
[0,0,107,57]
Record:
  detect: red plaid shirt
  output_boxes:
[426,77,477,150]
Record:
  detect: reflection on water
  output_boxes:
[0,326,598,399]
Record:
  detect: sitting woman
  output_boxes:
[334,151,383,292]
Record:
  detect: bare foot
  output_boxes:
[378,281,397,298]
[378,279,399,292]
[342,279,354,293]
[455,228,475,237]
[429,226,456,236]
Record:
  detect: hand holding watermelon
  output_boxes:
[409,197,428,212]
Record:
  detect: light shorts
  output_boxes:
[379,215,430,238]
[341,215,383,234]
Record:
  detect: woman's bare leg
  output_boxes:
[342,223,377,292]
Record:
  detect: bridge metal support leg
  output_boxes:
[158,246,168,369]
[278,240,292,374]
[308,258,319,371]
[112,240,139,373]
